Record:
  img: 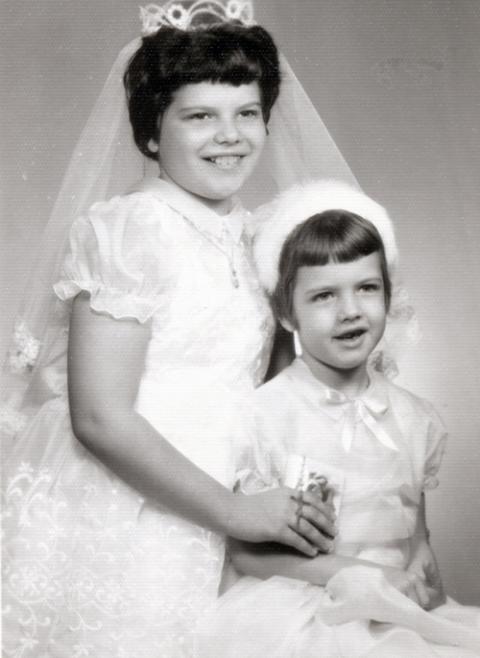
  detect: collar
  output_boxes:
[129,177,246,244]
[286,358,397,452]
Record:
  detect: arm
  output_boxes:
[68,294,334,554]
[407,494,446,609]
[230,539,374,586]
[229,539,430,607]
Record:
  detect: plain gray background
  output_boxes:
[1,0,479,604]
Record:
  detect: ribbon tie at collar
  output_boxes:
[323,388,398,453]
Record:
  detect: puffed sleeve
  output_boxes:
[234,393,284,495]
[54,194,174,323]
[421,399,448,491]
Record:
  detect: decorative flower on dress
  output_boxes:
[7,320,41,374]
[369,350,399,380]
[0,403,28,438]
[284,454,345,516]
[389,284,422,342]
[305,473,331,500]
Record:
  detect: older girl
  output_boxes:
[1,5,344,656]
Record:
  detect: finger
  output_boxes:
[283,527,318,557]
[425,585,446,610]
[406,574,426,607]
[405,583,421,606]
[302,491,336,521]
[302,489,335,510]
[300,505,336,539]
[289,488,304,503]
[291,516,334,553]
[325,488,335,505]
[414,579,430,609]
[409,565,426,580]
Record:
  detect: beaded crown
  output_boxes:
[140,0,255,35]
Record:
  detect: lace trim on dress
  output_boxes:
[7,321,41,375]
[368,351,399,380]
[423,438,447,490]
[0,403,28,438]
[2,460,225,657]
[54,280,164,324]
[389,284,421,342]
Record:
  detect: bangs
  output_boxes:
[172,37,263,87]
[274,210,392,322]
[294,212,382,267]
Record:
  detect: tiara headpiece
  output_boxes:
[140,0,255,35]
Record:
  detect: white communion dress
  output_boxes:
[1,179,275,658]
[195,358,480,658]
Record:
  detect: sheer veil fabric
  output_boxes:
[0,30,361,440]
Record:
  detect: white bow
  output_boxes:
[324,389,398,453]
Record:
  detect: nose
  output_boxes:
[214,117,241,145]
[338,292,362,322]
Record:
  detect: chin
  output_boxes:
[332,355,369,371]
[209,182,245,199]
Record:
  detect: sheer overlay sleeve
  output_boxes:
[421,399,448,491]
[234,395,284,495]
[54,193,173,323]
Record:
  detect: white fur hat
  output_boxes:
[253,179,398,293]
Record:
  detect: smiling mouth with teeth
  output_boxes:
[206,155,243,170]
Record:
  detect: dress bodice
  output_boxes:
[56,179,274,386]
[242,359,447,568]
[54,179,275,485]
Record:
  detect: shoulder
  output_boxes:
[381,376,444,428]
[252,365,304,427]
[254,367,292,405]
[67,192,183,258]
[86,192,176,228]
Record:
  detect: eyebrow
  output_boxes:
[304,276,383,294]
[357,276,383,284]
[178,101,262,112]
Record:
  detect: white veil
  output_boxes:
[1,16,393,442]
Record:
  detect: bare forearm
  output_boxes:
[74,409,233,534]
[230,540,380,586]
[67,296,338,554]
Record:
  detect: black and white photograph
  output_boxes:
[1,0,480,655]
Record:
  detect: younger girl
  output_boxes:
[196,180,480,657]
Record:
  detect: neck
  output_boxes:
[159,172,234,216]
[300,354,369,398]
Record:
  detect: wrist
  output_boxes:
[410,533,430,553]
[214,489,241,537]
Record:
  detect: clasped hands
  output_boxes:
[229,486,336,557]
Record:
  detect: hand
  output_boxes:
[226,488,336,557]
[381,566,430,608]
[407,540,446,610]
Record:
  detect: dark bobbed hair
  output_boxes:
[272,210,392,325]
[124,23,280,160]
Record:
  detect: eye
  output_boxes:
[239,108,261,118]
[360,282,382,293]
[311,291,333,302]
[186,112,212,121]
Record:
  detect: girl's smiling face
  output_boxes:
[284,252,387,388]
[155,81,267,214]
